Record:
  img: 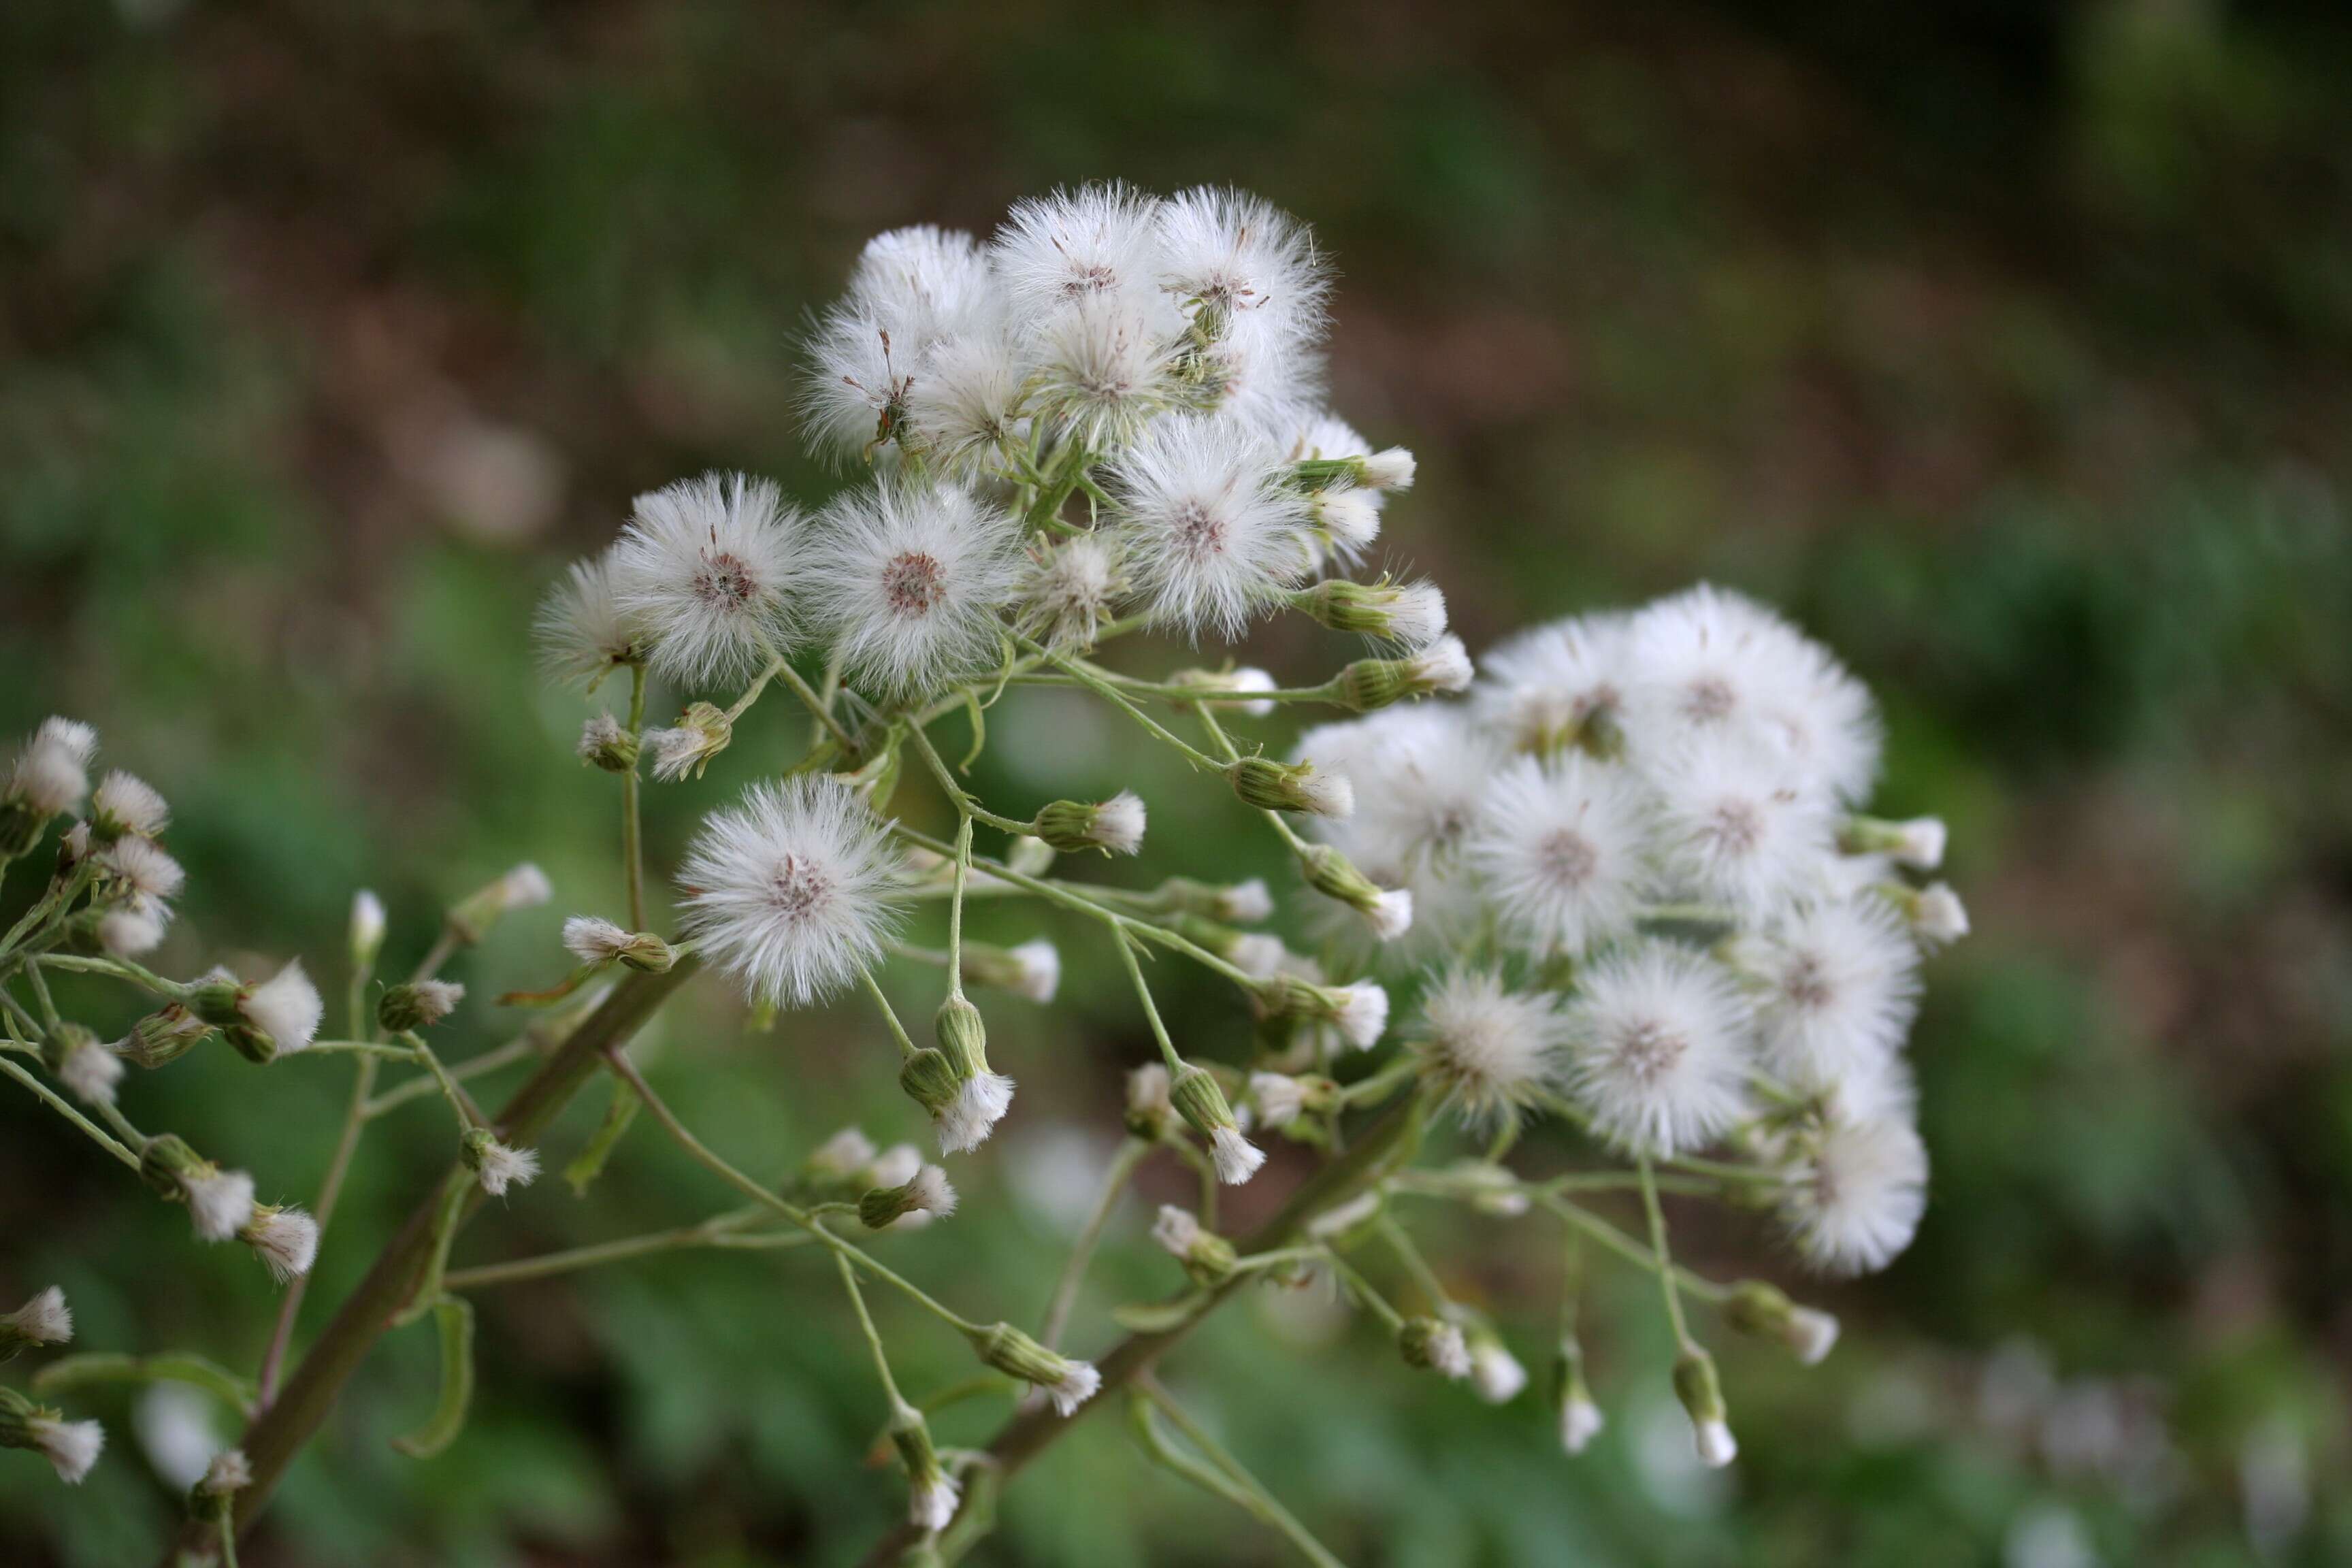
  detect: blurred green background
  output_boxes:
[5,1,2351,1564]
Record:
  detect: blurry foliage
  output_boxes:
[5,0,2352,1564]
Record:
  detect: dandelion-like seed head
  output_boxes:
[1109,415,1309,638]
[1563,941,1754,1157]
[610,473,802,687]
[1412,968,1567,1128]
[1778,1110,1929,1275]
[679,777,906,1010]
[813,478,1024,697]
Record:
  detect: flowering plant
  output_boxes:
[0,184,1966,1566]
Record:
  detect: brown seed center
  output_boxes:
[881,551,947,617]
[768,854,832,921]
[1537,828,1599,888]
[693,551,759,612]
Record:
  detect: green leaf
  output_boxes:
[1109,1292,1209,1334]
[393,1296,476,1459]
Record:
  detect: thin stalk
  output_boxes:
[1039,1137,1148,1352]
[1136,1376,1347,1568]
[623,663,647,930]
[441,1211,804,1292]
[858,969,921,1060]
[1637,1156,1693,1350]
[363,1035,539,1120]
[1112,932,1186,1075]
[0,1054,138,1169]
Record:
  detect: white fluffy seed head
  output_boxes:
[908,1165,958,1220]
[472,1139,541,1198]
[1695,1418,1739,1469]
[1154,186,1328,344]
[868,1143,922,1190]
[1744,898,1921,1087]
[1359,447,1416,490]
[1779,1111,1929,1275]
[1110,415,1311,639]
[239,1206,321,1284]
[93,772,169,838]
[1247,1072,1309,1130]
[1406,634,1475,694]
[1787,1307,1842,1365]
[5,1286,72,1345]
[1384,583,1450,649]
[1230,934,1291,981]
[57,1034,125,1107]
[1218,877,1274,923]
[1563,941,1754,1157]
[1365,887,1415,941]
[1007,939,1061,1003]
[1151,1203,1202,1258]
[1310,489,1382,566]
[1047,1359,1102,1417]
[1646,732,1838,919]
[199,1448,252,1497]
[534,551,645,688]
[1889,817,1947,870]
[499,862,554,911]
[678,777,906,1009]
[240,961,324,1056]
[28,1416,103,1484]
[909,1469,962,1533]
[903,331,1025,476]
[1470,1340,1529,1405]
[9,718,97,816]
[1412,968,1567,1128]
[1091,791,1147,855]
[1473,614,1632,755]
[1422,1322,1473,1381]
[1467,753,1651,958]
[185,1168,258,1243]
[1560,1392,1605,1454]
[98,897,171,960]
[1209,1126,1265,1186]
[562,915,633,964]
[1018,533,1126,650]
[1910,883,1970,947]
[1330,981,1390,1049]
[1030,294,1174,448]
[812,478,1024,697]
[938,1072,1016,1156]
[100,836,184,902]
[609,472,802,688]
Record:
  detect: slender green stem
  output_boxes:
[1376,1215,1454,1316]
[403,1033,485,1133]
[298,1039,416,1058]
[602,1047,981,1335]
[1012,635,1226,772]
[1321,1251,1405,1330]
[623,663,648,931]
[0,1054,138,1169]
[1135,1377,1347,1568]
[836,1250,909,1411]
[1535,1192,1729,1305]
[1637,1156,1693,1350]
[859,969,920,1060]
[904,721,1030,834]
[440,1209,804,1291]
[1112,932,1186,1075]
[363,1035,538,1120]
[26,951,186,996]
[1039,1137,1149,1352]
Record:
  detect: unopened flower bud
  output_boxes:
[645,702,732,782]
[1550,1343,1605,1454]
[446,862,552,945]
[1150,1204,1239,1286]
[1291,578,1448,647]
[1724,1281,1839,1365]
[561,915,676,972]
[189,1448,250,1520]
[238,1205,321,1284]
[1672,1348,1737,1467]
[1169,666,1278,718]
[576,712,640,773]
[1227,756,1352,818]
[192,961,323,1063]
[1296,843,1413,940]
[930,993,1016,1153]
[0,1287,71,1359]
[1330,634,1475,710]
[1169,1064,1264,1184]
[1,718,96,856]
[1399,1317,1471,1379]
[139,1134,256,1241]
[1468,1331,1529,1404]
[0,1386,103,1484]
[378,979,465,1033]
[966,1322,1100,1415]
[461,1128,541,1196]
[1842,814,1946,870]
[1124,1063,1175,1139]
[1030,791,1145,855]
[959,938,1060,1003]
[90,771,169,843]
[860,1164,958,1229]
[349,889,387,973]
[887,1407,960,1533]
[42,1025,123,1109]
[121,1004,213,1069]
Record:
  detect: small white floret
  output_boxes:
[1208,1126,1265,1186]
[1007,939,1061,1004]
[240,960,324,1056]
[186,1169,258,1243]
[938,1072,1015,1156]
[5,1287,72,1346]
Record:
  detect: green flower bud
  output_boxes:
[1226,756,1352,817]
